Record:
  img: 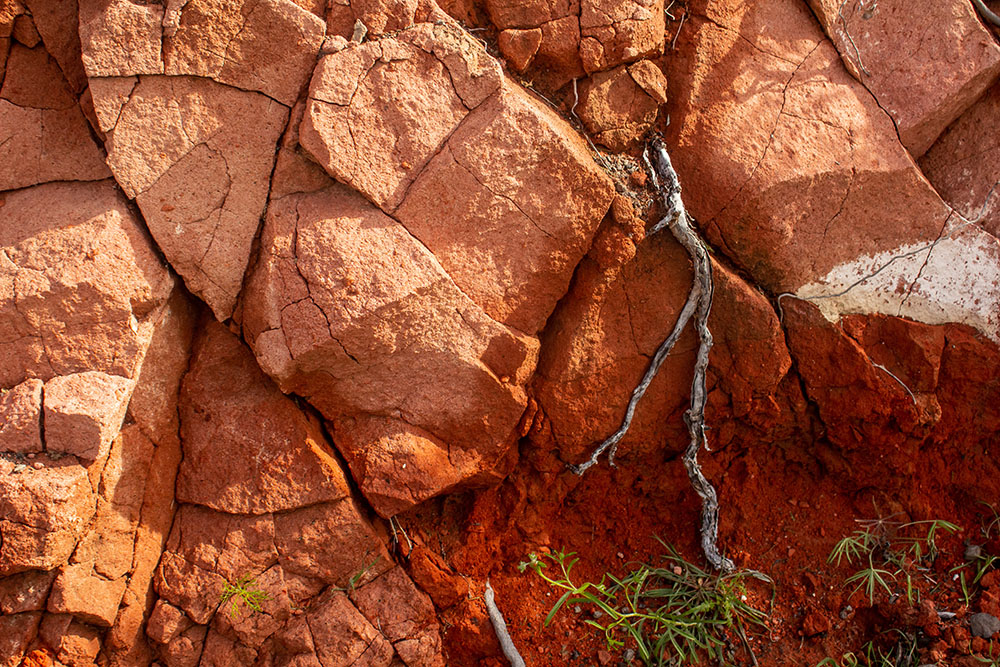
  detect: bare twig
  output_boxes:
[836,0,872,77]
[972,0,1000,27]
[570,136,733,573]
[670,9,688,51]
[872,363,916,405]
[484,580,526,667]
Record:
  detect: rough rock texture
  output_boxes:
[5,0,1000,664]
[0,41,109,190]
[242,183,539,516]
[921,82,1000,237]
[807,0,1000,155]
[0,179,174,388]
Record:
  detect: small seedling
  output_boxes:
[519,540,772,666]
[816,630,919,666]
[828,517,960,605]
[220,574,270,619]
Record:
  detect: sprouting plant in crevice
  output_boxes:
[816,629,919,667]
[519,540,772,666]
[220,573,271,619]
[827,516,960,605]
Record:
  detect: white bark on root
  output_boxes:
[570,137,734,573]
[484,580,527,667]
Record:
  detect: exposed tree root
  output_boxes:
[570,137,734,573]
[972,0,1000,27]
[484,580,527,667]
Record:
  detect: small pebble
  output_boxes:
[32,462,43,470]
[26,453,35,459]
[616,552,624,559]
[574,605,582,614]
[840,605,854,620]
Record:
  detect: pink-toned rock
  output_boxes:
[158,624,208,667]
[498,28,541,71]
[43,371,134,460]
[302,590,395,666]
[22,0,87,92]
[0,180,174,389]
[807,0,1000,156]
[0,611,41,667]
[485,0,577,29]
[47,563,127,627]
[78,0,165,76]
[579,0,664,74]
[242,184,537,515]
[147,599,192,645]
[300,22,502,211]
[177,320,351,514]
[921,83,1000,238]
[0,570,55,614]
[324,0,450,39]
[269,99,335,200]
[666,1,951,294]
[0,43,110,190]
[396,81,615,333]
[0,379,42,453]
[0,457,96,574]
[163,0,325,105]
[576,63,659,150]
[274,499,392,586]
[627,59,667,103]
[99,75,287,319]
[352,567,445,667]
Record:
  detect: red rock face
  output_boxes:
[3,0,1000,665]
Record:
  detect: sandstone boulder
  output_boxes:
[807,0,1000,156]
[0,379,43,454]
[579,0,664,73]
[78,0,165,76]
[0,570,56,614]
[242,184,538,516]
[0,42,109,190]
[575,63,662,150]
[47,563,127,627]
[177,321,352,514]
[22,0,88,93]
[0,180,174,388]
[921,83,1000,238]
[300,22,503,211]
[99,75,287,319]
[0,457,96,574]
[43,371,135,461]
[0,612,41,667]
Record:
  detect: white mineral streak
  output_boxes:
[795,226,1000,342]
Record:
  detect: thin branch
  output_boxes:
[484,580,526,667]
[836,0,872,77]
[872,363,916,405]
[570,136,733,573]
[972,0,1000,27]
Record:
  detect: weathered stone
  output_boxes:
[807,0,1000,156]
[22,0,88,92]
[627,59,667,103]
[579,0,664,73]
[40,615,103,667]
[147,599,192,645]
[242,184,537,515]
[971,612,1000,639]
[0,569,55,613]
[921,83,1000,238]
[0,379,43,454]
[300,22,502,211]
[498,28,541,71]
[576,64,659,151]
[352,567,444,667]
[0,457,96,574]
[0,611,41,667]
[178,320,351,514]
[99,75,287,319]
[305,591,395,667]
[485,0,578,29]
[43,371,135,460]
[0,43,110,190]
[163,0,325,105]
[274,499,392,587]
[47,563,127,627]
[211,564,291,649]
[78,0,165,76]
[0,180,174,389]
[396,81,615,333]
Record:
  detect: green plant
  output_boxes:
[220,573,271,619]
[518,540,772,666]
[828,517,960,604]
[816,630,919,666]
[346,555,380,591]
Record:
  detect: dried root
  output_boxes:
[571,137,733,573]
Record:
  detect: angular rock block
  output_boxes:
[98,76,287,320]
[0,379,43,454]
[43,371,135,461]
[0,180,174,389]
[579,0,665,73]
[177,321,352,514]
[47,563,127,627]
[0,458,96,575]
[807,0,1000,156]
[0,42,109,190]
[243,184,540,516]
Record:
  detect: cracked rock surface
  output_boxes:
[3,0,1000,664]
